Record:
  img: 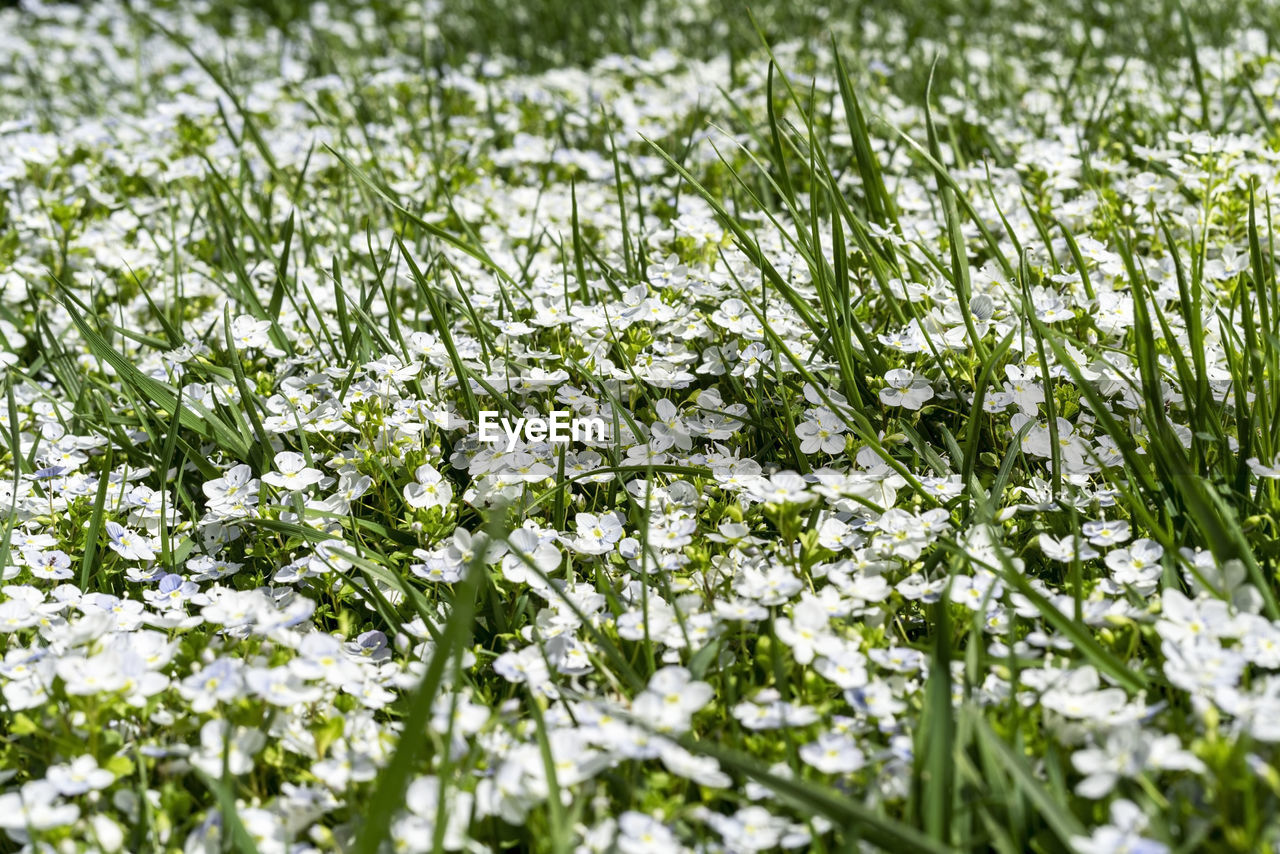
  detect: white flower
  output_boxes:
[920,474,963,499]
[0,781,79,832]
[245,666,324,706]
[775,598,832,666]
[1105,539,1164,591]
[399,776,474,851]
[705,805,788,852]
[261,451,325,491]
[878,369,934,410]
[632,666,712,733]
[616,811,678,854]
[657,741,731,787]
[1003,365,1044,415]
[1082,518,1131,547]
[1012,415,1090,469]
[949,571,1004,610]
[191,720,266,778]
[499,527,561,586]
[796,409,847,454]
[1070,799,1168,854]
[105,521,156,561]
[56,652,128,696]
[403,463,453,509]
[1247,456,1280,478]
[45,755,114,796]
[202,464,258,504]
[570,512,624,555]
[747,472,815,505]
[229,315,272,349]
[1039,533,1100,563]
[799,731,866,774]
[25,548,72,580]
[649,399,692,452]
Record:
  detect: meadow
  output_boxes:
[2,0,1280,851]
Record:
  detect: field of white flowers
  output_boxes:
[6,0,1280,850]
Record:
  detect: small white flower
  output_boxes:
[403,463,453,509]
[105,522,156,561]
[262,451,325,492]
[879,369,934,410]
[799,731,866,774]
[46,755,114,796]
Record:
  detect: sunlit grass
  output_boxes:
[3,0,1280,852]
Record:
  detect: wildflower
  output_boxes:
[1083,518,1131,547]
[143,573,202,608]
[1247,455,1280,478]
[949,571,1004,610]
[799,731,866,774]
[46,755,114,796]
[649,515,697,549]
[500,527,561,584]
[796,409,847,454]
[920,474,964,500]
[228,315,273,349]
[878,369,934,410]
[1204,246,1249,281]
[292,632,363,685]
[747,472,815,505]
[569,512,624,555]
[1003,366,1044,415]
[710,298,754,334]
[649,399,692,452]
[1013,415,1090,469]
[262,451,326,492]
[0,781,79,833]
[1070,799,1169,854]
[774,598,832,665]
[869,646,925,673]
[1104,539,1164,592]
[246,666,324,706]
[191,720,266,777]
[403,463,453,509]
[398,776,474,851]
[1029,286,1072,322]
[25,548,72,580]
[178,658,247,713]
[615,812,678,854]
[1039,533,1100,563]
[104,522,156,561]
[632,666,712,733]
[56,652,128,696]
[493,646,551,688]
[814,643,870,689]
[732,342,771,379]
[705,805,792,852]
[1071,726,1204,798]
[1040,667,1133,723]
[648,254,688,288]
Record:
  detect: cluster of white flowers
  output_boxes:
[4,0,1280,851]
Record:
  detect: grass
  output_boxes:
[4,0,1280,852]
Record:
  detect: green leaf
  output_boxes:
[58,289,251,460]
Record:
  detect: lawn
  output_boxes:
[1,0,1279,851]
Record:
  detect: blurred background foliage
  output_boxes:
[90,0,1274,76]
